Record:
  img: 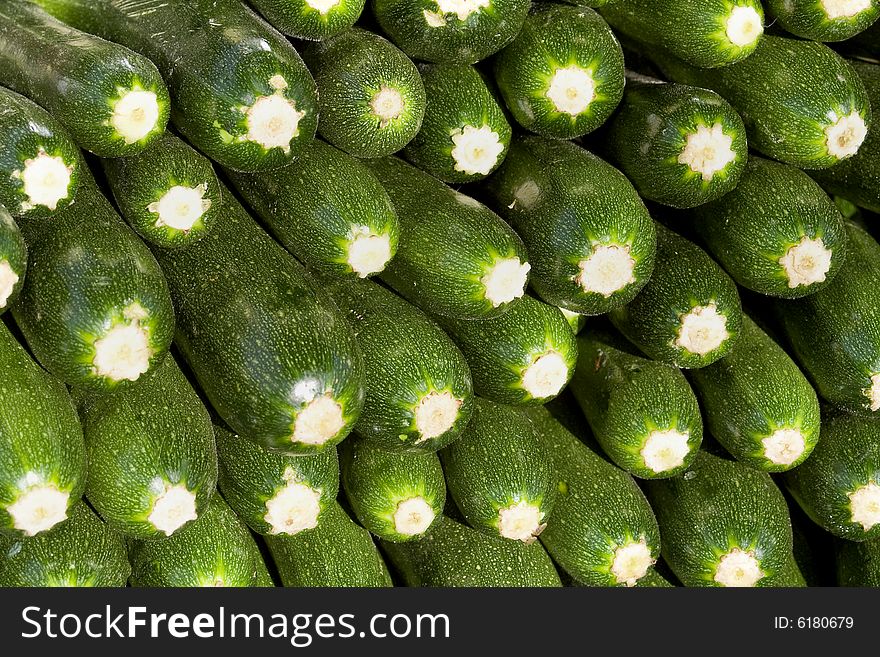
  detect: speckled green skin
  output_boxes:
[436,295,577,406]
[0,86,79,219]
[606,80,747,209]
[226,140,399,279]
[689,316,820,472]
[0,502,129,586]
[154,187,364,455]
[381,514,561,586]
[102,132,221,249]
[341,438,446,542]
[0,2,168,157]
[323,276,473,452]
[303,29,425,158]
[439,398,557,540]
[0,205,26,314]
[36,0,318,172]
[609,223,742,368]
[844,18,880,57]
[75,354,218,539]
[366,156,530,320]
[265,501,393,587]
[784,410,880,542]
[404,64,512,183]
[215,424,338,536]
[570,330,703,479]
[776,222,880,415]
[837,537,880,586]
[520,407,660,586]
[485,138,655,315]
[248,0,365,40]
[766,0,880,41]
[0,321,85,539]
[651,35,871,170]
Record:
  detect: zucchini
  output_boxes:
[837,537,880,586]
[765,0,880,41]
[650,35,872,169]
[0,2,169,157]
[225,139,399,279]
[403,63,511,183]
[380,514,562,586]
[0,502,129,587]
[605,78,748,209]
[609,223,743,369]
[435,295,577,406]
[483,137,656,315]
[321,275,473,452]
[692,156,848,299]
[493,4,625,139]
[366,156,530,320]
[525,406,661,587]
[303,29,425,158]
[215,424,339,536]
[340,438,446,542]
[440,399,557,543]
[569,329,703,479]
[558,306,587,335]
[265,501,393,587]
[246,0,365,40]
[0,205,26,313]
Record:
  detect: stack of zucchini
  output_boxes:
[0,0,879,588]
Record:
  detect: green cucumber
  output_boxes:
[0,502,129,587]
[483,137,656,315]
[650,35,872,169]
[366,156,531,320]
[765,0,880,41]
[102,132,221,249]
[340,438,446,542]
[380,514,561,586]
[154,188,364,454]
[569,329,703,479]
[403,63,511,183]
[609,223,742,368]
[321,275,473,452]
[0,206,26,313]
[692,156,847,299]
[215,424,338,536]
[225,139,399,279]
[435,294,577,406]
[493,4,625,139]
[0,86,79,218]
[0,2,168,157]
[303,29,425,158]
[605,78,748,209]
[265,501,393,587]
[837,537,880,586]
[246,0,365,40]
[440,398,557,543]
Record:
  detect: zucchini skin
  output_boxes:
[154,188,365,455]
[484,137,656,315]
[247,0,365,40]
[494,5,625,139]
[0,502,129,587]
[837,538,880,586]
[0,205,26,314]
[765,0,880,42]
[692,156,847,299]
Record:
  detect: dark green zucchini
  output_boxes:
[837,537,880,586]
[247,0,365,40]
[765,0,880,41]
[0,206,26,314]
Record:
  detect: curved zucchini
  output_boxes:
[837,538,880,586]
[765,0,880,41]
[0,205,26,314]
[247,0,365,40]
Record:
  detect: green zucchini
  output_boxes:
[765,0,880,41]
[692,156,848,299]
[0,206,26,314]
[246,0,365,40]
[440,399,557,543]
[225,139,399,279]
[321,275,473,452]
[650,35,872,170]
[215,424,339,536]
[340,438,446,542]
[265,501,393,587]
[483,137,656,315]
[0,2,169,157]
[154,188,364,454]
[0,86,79,218]
[435,295,577,406]
[569,329,703,479]
[493,4,625,139]
[609,223,743,368]
[605,78,748,209]
[843,15,880,58]
[0,502,129,587]
[380,514,562,586]
[366,156,531,320]
[558,306,587,335]
[303,29,425,158]
[403,63,511,183]
[837,537,880,586]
